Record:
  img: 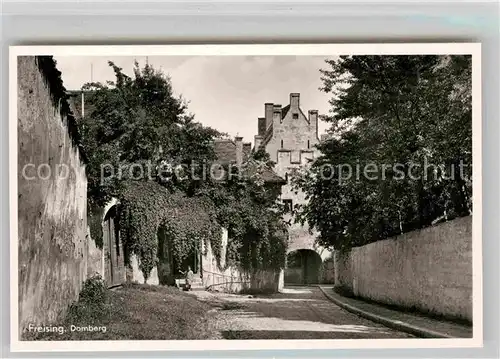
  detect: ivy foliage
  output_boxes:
[118,181,221,280]
[87,204,104,249]
[199,149,288,272]
[80,61,221,210]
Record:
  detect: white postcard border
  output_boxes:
[9,43,482,352]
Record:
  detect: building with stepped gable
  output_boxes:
[254,93,333,287]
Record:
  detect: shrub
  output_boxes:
[67,274,110,322]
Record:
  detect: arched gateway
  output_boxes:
[283,225,332,286]
[100,198,159,287]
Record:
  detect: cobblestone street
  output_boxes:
[192,286,415,339]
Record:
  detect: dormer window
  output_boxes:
[292,113,299,119]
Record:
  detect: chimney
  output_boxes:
[258,117,266,136]
[308,109,318,126]
[265,103,274,130]
[243,142,252,159]
[273,104,282,124]
[235,136,243,168]
[290,93,300,108]
[254,135,263,150]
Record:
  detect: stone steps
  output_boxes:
[175,277,205,291]
[189,284,205,292]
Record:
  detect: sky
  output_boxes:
[54,55,335,144]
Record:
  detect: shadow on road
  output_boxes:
[204,286,414,339]
[221,329,401,340]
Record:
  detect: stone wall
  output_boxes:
[333,216,473,322]
[17,56,95,335]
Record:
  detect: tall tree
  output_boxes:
[80,61,221,208]
[294,55,472,250]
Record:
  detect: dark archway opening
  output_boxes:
[285,249,322,285]
[157,227,173,285]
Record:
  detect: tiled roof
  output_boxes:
[259,168,286,184]
[281,104,290,119]
[261,124,274,148]
[213,139,284,184]
[213,139,237,164]
[213,139,253,164]
[242,162,286,184]
[34,56,87,162]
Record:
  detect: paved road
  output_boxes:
[194,286,414,339]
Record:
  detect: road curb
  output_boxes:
[317,286,453,339]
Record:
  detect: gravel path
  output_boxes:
[190,286,414,339]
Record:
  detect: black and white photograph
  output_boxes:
[10,44,481,351]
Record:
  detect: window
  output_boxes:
[285,172,289,183]
[307,140,310,149]
[281,139,284,148]
[292,113,299,119]
[283,199,293,213]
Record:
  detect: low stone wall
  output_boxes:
[333,216,473,322]
[202,228,280,293]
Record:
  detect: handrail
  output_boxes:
[202,269,248,293]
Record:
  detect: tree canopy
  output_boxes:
[81,61,221,209]
[294,55,472,251]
